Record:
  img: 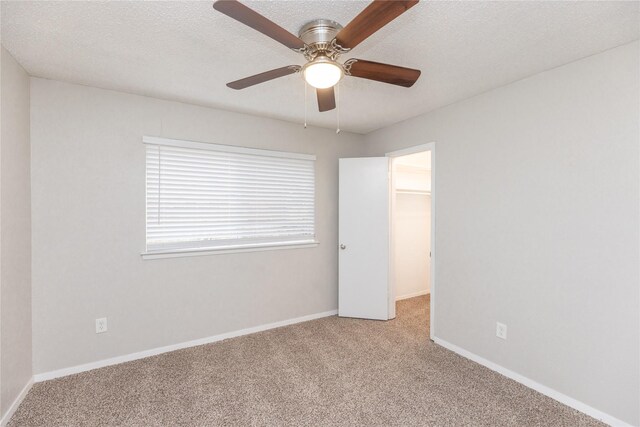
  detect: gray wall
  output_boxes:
[30,78,365,375]
[364,41,639,425]
[0,46,32,418]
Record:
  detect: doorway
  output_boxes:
[387,144,435,338]
[337,144,435,335]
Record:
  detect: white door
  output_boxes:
[338,157,392,320]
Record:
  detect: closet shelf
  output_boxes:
[396,189,431,195]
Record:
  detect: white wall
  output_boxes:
[394,193,431,299]
[393,159,431,300]
[0,46,32,419]
[30,78,365,375]
[365,42,640,425]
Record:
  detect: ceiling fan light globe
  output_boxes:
[303,62,343,89]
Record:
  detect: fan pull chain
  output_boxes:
[336,83,341,134]
[304,81,308,129]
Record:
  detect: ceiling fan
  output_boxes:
[213,0,421,112]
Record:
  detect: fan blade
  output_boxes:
[347,59,420,87]
[213,0,305,50]
[335,0,418,50]
[227,66,300,90]
[317,88,336,112]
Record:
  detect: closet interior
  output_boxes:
[392,151,432,303]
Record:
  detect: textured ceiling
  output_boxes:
[2,1,638,134]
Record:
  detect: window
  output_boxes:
[144,136,316,256]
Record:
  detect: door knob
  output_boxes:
[340,244,346,250]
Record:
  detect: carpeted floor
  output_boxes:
[9,296,603,426]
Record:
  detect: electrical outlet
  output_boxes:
[496,322,507,340]
[96,317,107,334]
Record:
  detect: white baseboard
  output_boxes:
[34,309,338,383]
[1,377,33,427]
[433,337,632,427]
[396,290,430,301]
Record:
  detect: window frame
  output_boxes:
[141,136,318,260]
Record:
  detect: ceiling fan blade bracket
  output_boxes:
[292,44,311,57]
[343,58,358,75]
[329,38,352,55]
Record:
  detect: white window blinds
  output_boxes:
[144,136,316,253]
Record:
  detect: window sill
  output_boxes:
[141,241,319,260]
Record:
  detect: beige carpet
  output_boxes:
[9,296,603,426]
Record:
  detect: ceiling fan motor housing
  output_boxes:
[298,19,347,61]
